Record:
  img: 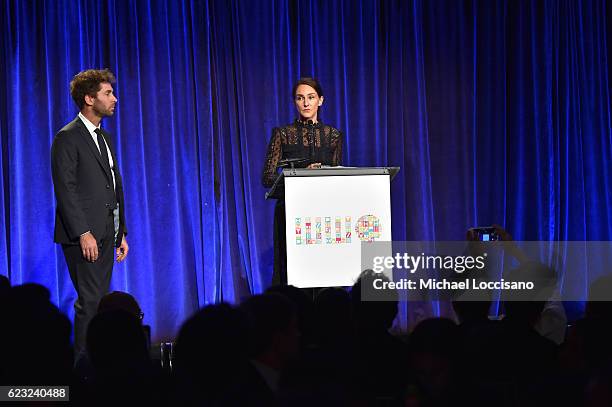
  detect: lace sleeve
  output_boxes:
[262,127,283,187]
[331,129,343,166]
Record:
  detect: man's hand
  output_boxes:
[307,162,322,169]
[80,232,98,262]
[492,224,530,264]
[466,228,479,241]
[116,236,129,262]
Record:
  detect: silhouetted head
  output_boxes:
[98,291,143,322]
[314,287,352,343]
[266,284,314,344]
[0,283,72,384]
[351,270,398,332]
[240,293,299,366]
[0,275,9,297]
[86,309,149,376]
[175,303,247,374]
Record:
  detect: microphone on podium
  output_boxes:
[306,120,315,160]
[278,157,310,168]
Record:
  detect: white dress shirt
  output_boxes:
[78,112,116,190]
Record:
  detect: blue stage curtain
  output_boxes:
[1,0,610,339]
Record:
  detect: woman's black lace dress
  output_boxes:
[262,119,343,284]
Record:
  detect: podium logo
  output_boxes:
[355,214,382,242]
[295,215,381,245]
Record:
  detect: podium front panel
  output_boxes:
[284,174,392,287]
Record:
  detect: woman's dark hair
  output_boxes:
[292,77,324,99]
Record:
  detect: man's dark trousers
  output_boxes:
[62,214,115,357]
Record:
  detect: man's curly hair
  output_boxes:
[70,69,116,110]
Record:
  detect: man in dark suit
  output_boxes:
[51,69,129,357]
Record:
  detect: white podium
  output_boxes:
[272,167,399,288]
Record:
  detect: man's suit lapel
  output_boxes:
[75,117,112,183]
[99,128,122,194]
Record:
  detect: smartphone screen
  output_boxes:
[472,227,499,241]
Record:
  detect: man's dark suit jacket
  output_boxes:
[51,116,127,247]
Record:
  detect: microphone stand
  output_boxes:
[307,120,315,162]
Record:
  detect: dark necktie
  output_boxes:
[94,128,111,175]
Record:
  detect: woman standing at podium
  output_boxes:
[262,77,344,285]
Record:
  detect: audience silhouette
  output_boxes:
[0,226,610,406]
[0,283,73,386]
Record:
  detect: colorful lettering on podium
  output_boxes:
[294,214,381,245]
